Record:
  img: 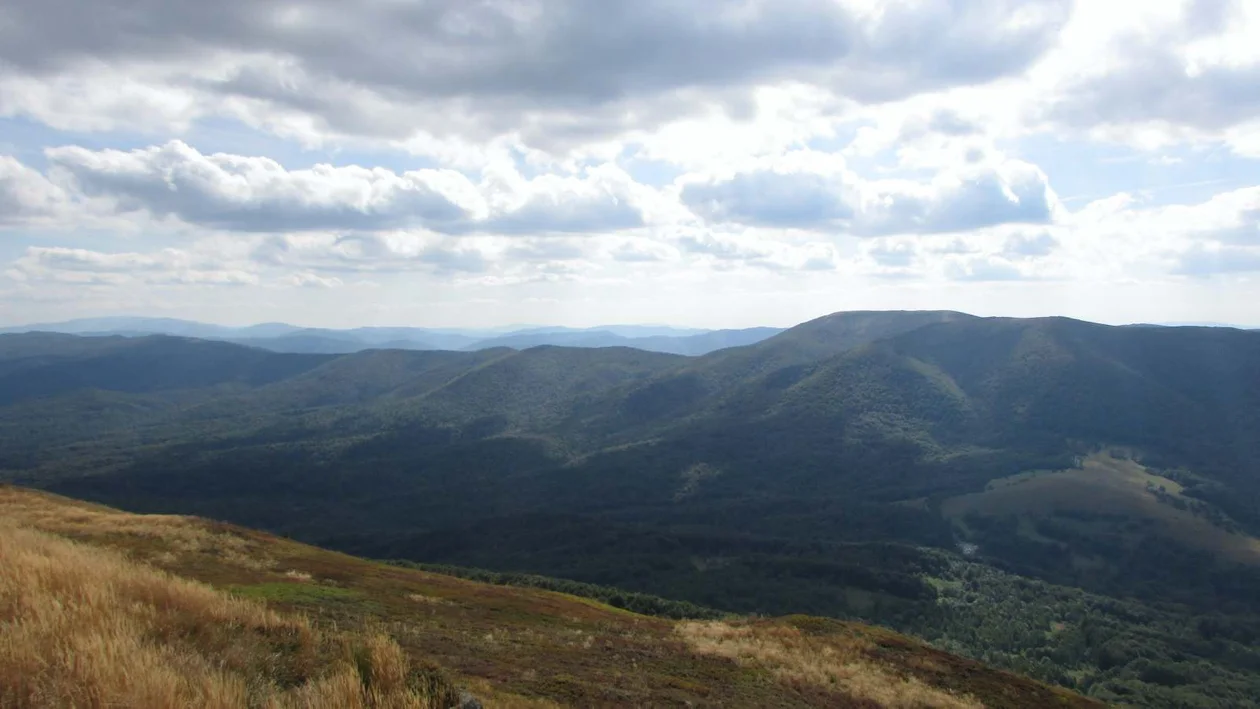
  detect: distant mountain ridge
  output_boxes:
[0,316,784,356]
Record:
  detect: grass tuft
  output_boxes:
[0,520,457,708]
[677,620,984,708]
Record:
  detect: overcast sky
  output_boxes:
[2,0,1259,329]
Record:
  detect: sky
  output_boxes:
[1,0,1259,329]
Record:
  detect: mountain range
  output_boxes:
[3,309,1260,706]
[0,316,783,356]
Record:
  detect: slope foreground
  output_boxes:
[0,524,462,708]
[0,486,1097,708]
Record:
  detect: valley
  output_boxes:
[3,311,1260,706]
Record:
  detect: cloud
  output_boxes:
[674,229,838,272]
[838,0,1070,101]
[8,0,1260,329]
[609,240,672,263]
[1050,0,1260,137]
[488,192,643,233]
[1095,186,1260,245]
[677,233,765,261]
[1174,243,1260,276]
[417,246,491,274]
[9,246,259,286]
[929,237,982,255]
[0,1,855,98]
[1187,188,1260,244]
[0,0,1069,151]
[46,141,481,232]
[867,240,917,267]
[927,110,981,137]
[252,231,488,274]
[41,141,651,235]
[482,167,648,234]
[945,255,1026,281]
[681,169,854,229]
[0,156,70,225]
[800,246,838,271]
[901,163,1054,234]
[1005,231,1059,257]
[1210,207,1259,244]
[282,272,343,289]
[682,155,1056,235]
[505,240,586,262]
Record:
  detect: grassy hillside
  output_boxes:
[0,485,1098,708]
[0,505,466,708]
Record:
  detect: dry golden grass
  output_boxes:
[406,593,453,606]
[677,620,984,709]
[0,520,459,709]
[459,678,564,709]
[941,452,1260,565]
[0,486,274,570]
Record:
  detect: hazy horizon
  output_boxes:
[2,310,1256,334]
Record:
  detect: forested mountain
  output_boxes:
[0,334,331,405]
[4,310,1260,706]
